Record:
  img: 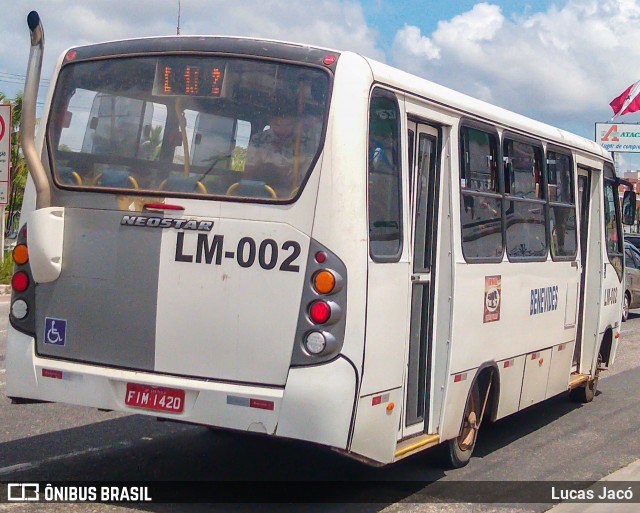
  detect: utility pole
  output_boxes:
[177,0,181,35]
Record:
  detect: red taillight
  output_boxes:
[143,202,185,211]
[12,271,30,292]
[309,300,331,324]
[323,54,337,66]
[315,251,327,264]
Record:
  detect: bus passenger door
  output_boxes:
[574,167,599,369]
[402,122,439,439]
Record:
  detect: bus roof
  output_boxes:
[361,54,610,162]
[63,35,341,70]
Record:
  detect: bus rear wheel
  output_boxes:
[446,381,481,468]
[622,292,630,322]
[570,355,601,403]
[569,377,597,403]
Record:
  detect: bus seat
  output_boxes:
[201,176,233,194]
[57,166,83,185]
[160,176,207,194]
[226,180,277,199]
[93,167,139,189]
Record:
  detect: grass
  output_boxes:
[0,251,14,284]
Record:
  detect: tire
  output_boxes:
[570,355,600,404]
[444,381,482,468]
[622,292,630,322]
[569,377,597,403]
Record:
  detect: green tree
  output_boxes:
[232,146,247,171]
[149,125,163,160]
[0,92,26,235]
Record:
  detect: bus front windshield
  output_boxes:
[48,55,330,201]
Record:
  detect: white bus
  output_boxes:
[7,11,636,467]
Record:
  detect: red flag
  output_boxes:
[610,80,640,119]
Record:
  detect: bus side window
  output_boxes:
[368,89,402,262]
[503,138,547,260]
[459,125,503,261]
[604,171,623,280]
[548,151,577,259]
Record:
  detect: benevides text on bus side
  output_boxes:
[529,285,559,315]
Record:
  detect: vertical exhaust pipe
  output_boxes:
[21,11,51,209]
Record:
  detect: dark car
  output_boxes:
[623,241,640,321]
[3,229,18,253]
[625,233,640,251]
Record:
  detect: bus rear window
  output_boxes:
[48,56,330,201]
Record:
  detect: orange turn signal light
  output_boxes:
[313,270,336,295]
[13,244,29,265]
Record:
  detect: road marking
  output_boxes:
[0,441,133,477]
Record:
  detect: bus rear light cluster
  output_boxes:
[292,240,347,364]
[9,225,36,334]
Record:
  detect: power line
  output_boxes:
[0,71,50,89]
[0,70,50,83]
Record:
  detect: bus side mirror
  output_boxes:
[622,190,637,226]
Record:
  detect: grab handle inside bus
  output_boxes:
[21,11,51,210]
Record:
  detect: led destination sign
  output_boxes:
[153,59,225,98]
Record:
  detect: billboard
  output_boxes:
[595,122,640,153]
[0,104,10,205]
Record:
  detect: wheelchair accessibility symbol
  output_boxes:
[45,317,67,346]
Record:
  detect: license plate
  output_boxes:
[125,383,185,413]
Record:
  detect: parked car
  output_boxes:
[3,229,18,253]
[625,233,640,251]
[623,241,640,321]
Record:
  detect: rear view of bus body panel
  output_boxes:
[31,205,308,386]
[8,190,359,452]
[8,87,365,460]
[7,50,375,459]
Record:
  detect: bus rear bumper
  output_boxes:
[6,328,357,450]
[6,328,281,433]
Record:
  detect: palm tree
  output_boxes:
[0,92,26,235]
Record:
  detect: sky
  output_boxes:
[3,0,640,171]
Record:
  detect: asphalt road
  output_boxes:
[1,296,640,513]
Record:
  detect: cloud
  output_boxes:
[393,25,440,60]
[0,0,382,98]
[390,0,640,137]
